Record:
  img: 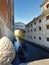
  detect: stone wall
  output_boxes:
[0,15,13,40]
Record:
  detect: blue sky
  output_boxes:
[14,0,44,24]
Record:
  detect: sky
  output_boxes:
[14,0,44,24]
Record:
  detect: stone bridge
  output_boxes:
[14,22,25,31]
[14,22,26,38]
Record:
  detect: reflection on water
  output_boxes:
[12,38,26,65]
[12,38,21,65]
[14,37,21,51]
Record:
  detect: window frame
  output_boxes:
[39,19,41,23]
[39,37,41,40]
[34,36,36,39]
[39,26,41,31]
[34,28,36,31]
[46,38,49,41]
[46,25,49,29]
[46,15,49,20]
[34,22,36,25]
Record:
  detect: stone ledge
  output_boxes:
[20,59,49,65]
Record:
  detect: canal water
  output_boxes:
[12,38,49,65]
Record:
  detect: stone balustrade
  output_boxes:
[0,37,15,65]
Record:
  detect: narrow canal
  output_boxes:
[12,38,49,65]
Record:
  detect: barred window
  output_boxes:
[34,28,36,31]
[39,37,41,40]
[46,4,49,8]
[46,38,49,41]
[34,22,36,25]
[39,26,41,31]
[46,15,49,20]
[34,36,36,39]
[39,19,41,23]
[46,25,49,29]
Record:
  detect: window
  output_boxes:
[31,29,32,32]
[31,36,32,39]
[39,26,41,31]
[31,24,32,26]
[34,22,36,25]
[46,15,49,20]
[46,38,49,41]
[34,36,36,39]
[34,28,36,31]
[39,37,41,40]
[46,25,49,29]
[39,19,41,23]
[46,4,49,8]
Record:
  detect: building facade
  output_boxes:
[25,0,49,48]
[0,0,14,39]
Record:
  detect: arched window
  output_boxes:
[46,4,49,8]
[0,28,2,38]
